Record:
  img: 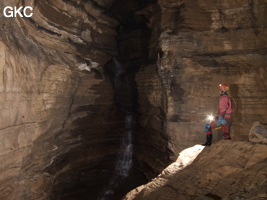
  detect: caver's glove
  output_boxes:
[205,124,211,132]
[217,116,226,126]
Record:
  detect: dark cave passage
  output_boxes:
[45,0,155,199]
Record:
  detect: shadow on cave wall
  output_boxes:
[229,84,245,141]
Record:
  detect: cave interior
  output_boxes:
[0,0,267,200]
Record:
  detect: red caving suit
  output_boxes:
[207,93,232,139]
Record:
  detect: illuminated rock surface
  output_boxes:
[124,141,267,200]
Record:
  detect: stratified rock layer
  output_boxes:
[136,0,267,162]
[0,0,153,199]
[0,0,121,199]
[125,141,267,200]
[0,0,266,199]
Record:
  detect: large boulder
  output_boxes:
[249,121,267,144]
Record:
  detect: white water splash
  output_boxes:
[115,130,133,177]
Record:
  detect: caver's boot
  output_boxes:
[202,134,212,146]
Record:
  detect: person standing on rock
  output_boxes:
[203,84,232,146]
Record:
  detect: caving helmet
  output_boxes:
[218,84,229,92]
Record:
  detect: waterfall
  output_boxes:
[98,58,133,200]
[115,115,133,177]
[98,114,133,200]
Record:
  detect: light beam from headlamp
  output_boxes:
[207,115,214,122]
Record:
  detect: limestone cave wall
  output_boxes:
[136,0,267,160]
[0,0,266,199]
[0,0,121,199]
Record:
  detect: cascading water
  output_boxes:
[97,115,133,200]
[115,115,133,177]
[97,58,134,200]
